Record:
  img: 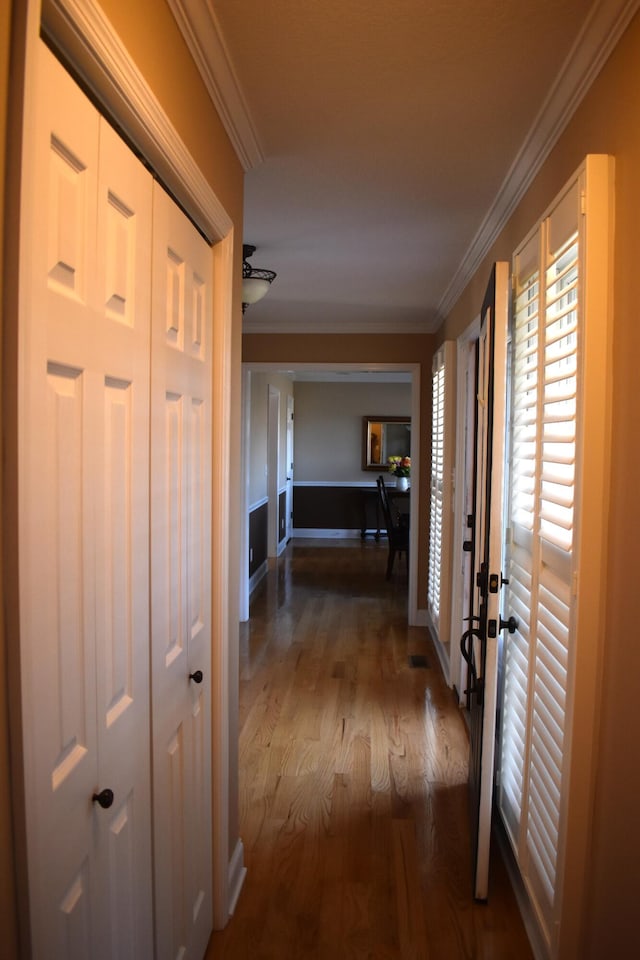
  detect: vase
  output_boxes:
[396,475,409,492]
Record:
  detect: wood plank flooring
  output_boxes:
[206,539,532,960]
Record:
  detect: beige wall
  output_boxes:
[293,380,411,483]
[439,12,640,956]
[243,333,436,608]
[1,4,18,956]
[98,0,241,212]
[1,1,245,950]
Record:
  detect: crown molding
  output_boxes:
[42,0,233,241]
[242,315,436,336]
[166,0,264,172]
[437,0,640,320]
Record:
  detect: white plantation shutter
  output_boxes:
[499,170,590,953]
[428,350,445,628]
[500,232,539,842]
[428,341,454,642]
[528,231,578,917]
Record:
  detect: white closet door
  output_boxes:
[91,108,154,960]
[19,43,153,959]
[151,184,213,960]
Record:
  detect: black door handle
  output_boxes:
[500,615,518,634]
[460,628,485,704]
[460,628,480,678]
[92,788,114,809]
[189,670,203,684]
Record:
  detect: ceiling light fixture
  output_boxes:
[242,244,276,312]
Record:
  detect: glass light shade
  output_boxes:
[242,276,272,305]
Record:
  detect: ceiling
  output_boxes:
[172,0,629,335]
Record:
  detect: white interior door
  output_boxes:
[19,42,153,958]
[286,394,294,543]
[267,385,280,556]
[151,184,213,960]
[459,262,509,900]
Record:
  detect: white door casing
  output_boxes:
[150,183,214,960]
[18,42,154,959]
[267,385,280,557]
[286,394,294,543]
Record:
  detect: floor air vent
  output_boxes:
[408,654,430,669]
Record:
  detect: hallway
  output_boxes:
[206,539,532,959]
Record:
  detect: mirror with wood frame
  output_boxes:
[362,416,411,470]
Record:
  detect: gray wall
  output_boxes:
[293,380,411,482]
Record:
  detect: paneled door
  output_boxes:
[150,185,214,959]
[18,43,153,958]
[459,262,510,900]
[285,394,294,543]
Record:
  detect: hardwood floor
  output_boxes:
[206,539,532,959]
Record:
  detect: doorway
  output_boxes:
[240,363,421,625]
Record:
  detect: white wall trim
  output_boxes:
[413,608,428,627]
[293,480,392,488]
[243,316,436,336]
[166,0,263,172]
[426,609,450,684]
[437,0,640,320]
[226,839,247,916]
[240,368,251,622]
[249,560,269,596]
[210,232,235,929]
[495,825,547,960]
[42,0,233,241]
[292,528,364,540]
[249,495,269,513]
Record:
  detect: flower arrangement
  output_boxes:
[388,455,411,477]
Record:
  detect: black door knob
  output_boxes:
[500,615,518,634]
[92,788,114,809]
[189,670,203,684]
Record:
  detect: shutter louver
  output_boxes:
[497,157,612,958]
[428,354,445,628]
[500,235,539,844]
[500,184,580,947]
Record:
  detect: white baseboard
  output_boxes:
[249,560,268,595]
[412,608,428,626]
[494,822,548,960]
[227,838,247,916]
[292,528,363,539]
[425,610,451,683]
